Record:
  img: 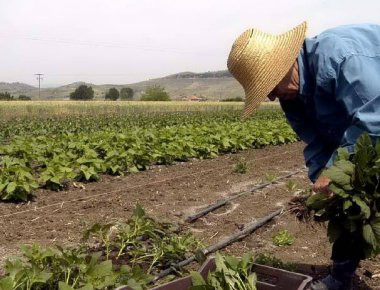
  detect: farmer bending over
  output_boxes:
[227,22,380,290]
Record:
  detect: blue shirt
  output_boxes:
[280,24,380,182]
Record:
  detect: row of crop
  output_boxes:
[0,117,297,201]
[0,205,203,290]
[1,204,291,290]
[0,109,284,140]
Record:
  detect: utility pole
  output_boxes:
[35,73,44,98]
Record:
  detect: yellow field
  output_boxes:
[0,100,279,119]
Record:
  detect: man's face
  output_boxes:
[267,61,299,101]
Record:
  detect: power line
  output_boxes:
[0,35,191,53]
[35,73,44,98]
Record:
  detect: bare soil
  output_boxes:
[0,142,379,289]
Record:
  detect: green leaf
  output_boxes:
[352,196,371,219]
[306,193,328,210]
[363,224,377,247]
[6,182,16,194]
[329,183,350,198]
[335,160,355,176]
[343,200,353,211]
[190,271,206,286]
[127,279,144,290]
[0,276,13,290]
[337,148,350,161]
[87,260,113,277]
[58,282,74,290]
[327,220,343,243]
[370,217,380,241]
[78,284,94,290]
[323,166,351,188]
[132,204,145,219]
[0,183,7,192]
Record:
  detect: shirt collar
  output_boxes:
[297,43,313,102]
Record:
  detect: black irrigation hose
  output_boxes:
[184,169,303,223]
[150,207,283,284]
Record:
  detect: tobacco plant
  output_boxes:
[307,133,380,258]
[190,252,257,290]
[0,205,202,290]
[0,110,297,202]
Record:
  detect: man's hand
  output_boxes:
[312,175,332,196]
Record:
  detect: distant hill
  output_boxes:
[0,70,244,100]
[0,82,38,96]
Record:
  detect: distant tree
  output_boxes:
[105,88,119,101]
[70,85,94,100]
[221,97,244,102]
[120,87,134,100]
[140,85,171,101]
[18,95,32,100]
[0,92,14,100]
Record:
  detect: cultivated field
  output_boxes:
[0,101,379,289]
[0,101,246,119]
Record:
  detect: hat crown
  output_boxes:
[226,22,307,119]
[227,29,277,86]
[227,29,252,71]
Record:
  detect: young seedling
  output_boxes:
[234,159,248,174]
[264,173,277,183]
[272,229,295,247]
[285,179,298,192]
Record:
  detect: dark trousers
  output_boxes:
[331,231,365,262]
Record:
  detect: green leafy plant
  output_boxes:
[264,173,276,183]
[190,252,257,290]
[285,180,298,192]
[255,253,296,272]
[272,230,295,247]
[234,160,248,174]
[307,133,380,258]
[0,108,297,201]
[0,205,202,289]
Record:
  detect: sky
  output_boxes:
[0,0,379,87]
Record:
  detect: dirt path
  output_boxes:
[1,142,379,289]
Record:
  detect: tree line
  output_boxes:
[0,92,31,100]
[70,84,171,101]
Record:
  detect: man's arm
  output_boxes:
[280,98,335,182]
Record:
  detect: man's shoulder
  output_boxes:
[319,23,380,37]
[308,24,380,58]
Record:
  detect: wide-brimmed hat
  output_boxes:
[227,22,307,118]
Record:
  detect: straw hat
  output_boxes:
[227,22,307,118]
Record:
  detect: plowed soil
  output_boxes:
[1,142,379,289]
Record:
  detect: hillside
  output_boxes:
[0,82,38,95]
[0,70,244,100]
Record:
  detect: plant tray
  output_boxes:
[116,257,312,290]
